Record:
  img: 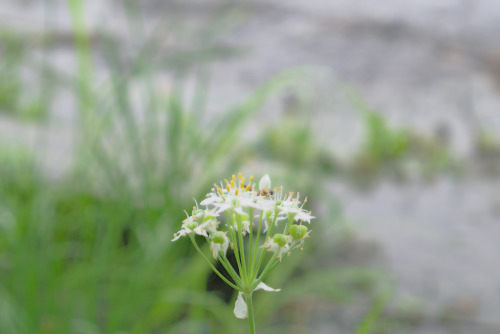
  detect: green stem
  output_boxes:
[218,253,243,287]
[251,256,279,290]
[226,211,244,278]
[246,293,256,334]
[236,213,248,284]
[247,207,254,279]
[250,210,263,278]
[189,236,242,292]
[251,258,280,291]
[202,235,243,287]
[253,211,278,276]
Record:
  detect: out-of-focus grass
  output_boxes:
[0,31,52,122]
[1,2,334,334]
[0,1,449,333]
[345,88,460,185]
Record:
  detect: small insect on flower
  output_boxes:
[256,174,274,197]
[257,188,275,198]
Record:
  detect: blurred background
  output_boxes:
[1,0,500,333]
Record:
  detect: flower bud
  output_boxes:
[186,220,198,231]
[204,213,217,222]
[289,225,307,240]
[212,231,226,244]
[259,174,271,190]
[193,209,205,223]
[272,234,287,247]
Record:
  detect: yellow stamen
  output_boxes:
[230,180,235,188]
[241,176,245,184]
[235,188,239,195]
[218,188,223,195]
[226,185,231,192]
[232,174,236,181]
[224,179,229,184]
[245,185,251,192]
[249,176,254,182]
[240,181,244,188]
[238,172,242,180]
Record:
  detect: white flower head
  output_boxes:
[174,172,315,319]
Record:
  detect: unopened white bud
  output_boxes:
[259,174,271,190]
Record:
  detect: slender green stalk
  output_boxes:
[236,213,248,284]
[251,257,279,291]
[189,236,242,292]
[253,212,278,276]
[218,254,243,287]
[284,217,294,235]
[247,207,254,278]
[225,212,244,279]
[250,211,264,276]
[202,235,243,286]
[245,293,256,334]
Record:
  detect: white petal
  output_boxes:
[234,292,248,319]
[200,197,217,206]
[171,229,187,242]
[255,282,281,292]
[259,174,271,190]
[194,226,208,237]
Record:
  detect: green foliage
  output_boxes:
[0,31,51,122]
[346,87,460,183]
[0,3,314,333]
[355,293,391,334]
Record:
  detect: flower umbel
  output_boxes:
[172,173,314,333]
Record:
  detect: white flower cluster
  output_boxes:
[172,173,314,260]
[172,173,314,320]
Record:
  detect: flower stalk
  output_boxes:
[246,293,256,334]
[172,173,315,333]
